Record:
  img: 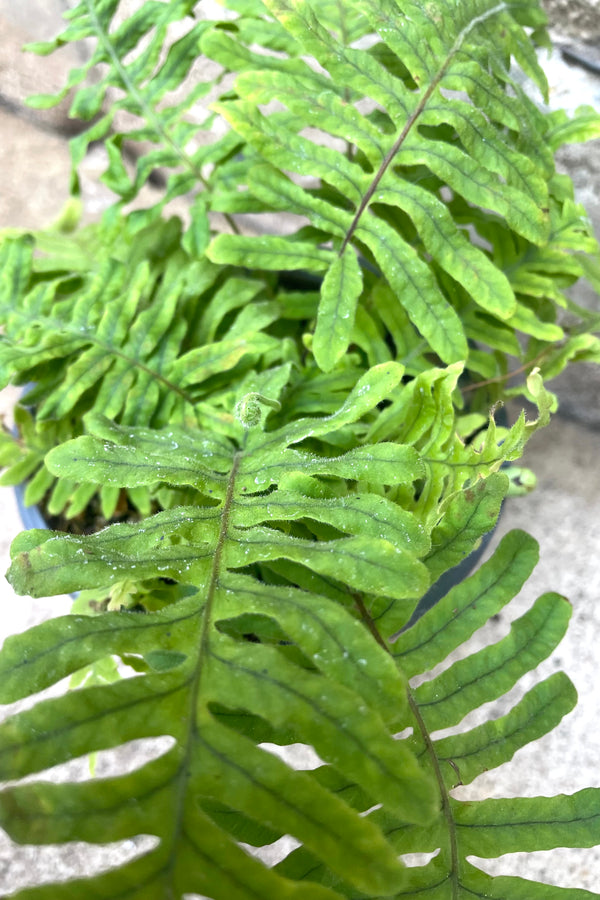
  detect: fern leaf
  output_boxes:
[4,3,599,896]
[5,356,599,896]
[366,362,551,522]
[422,472,509,585]
[547,104,600,151]
[0,606,405,898]
[414,591,571,732]
[455,790,600,857]
[395,532,588,894]
[25,0,235,211]
[30,0,598,391]
[356,216,468,364]
[202,0,562,369]
[237,487,428,552]
[208,232,335,272]
[22,0,599,393]
[208,107,469,365]
[0,233,289,515]
[313,247,363,372]
[200,26,308,78]
[374,175,516,319]
[266,528,600,899]
[3,365,457,899]
[432,671,576,790]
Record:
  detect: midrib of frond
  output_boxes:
[166,449,242,888]
[340,1,509,253]
[408,690,460,898]
[354,600,461,897]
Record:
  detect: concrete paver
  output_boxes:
[0,109,72,229]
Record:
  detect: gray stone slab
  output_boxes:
[0,7,87,134]
[0,109,71,229]
[543,0,600,41]
[0,0,71,40]
[534,47,600,424]
[550,362,600,427]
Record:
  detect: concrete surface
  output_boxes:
[536,44,600,426]
[544,0,600,41]
[0,1,599,896]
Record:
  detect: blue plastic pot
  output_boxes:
[14,482,48,531]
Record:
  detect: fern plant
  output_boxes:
[1,0,600,897]
[4,367,598,899]
[2,0,600,519]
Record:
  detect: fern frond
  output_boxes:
[0,233,288,516]
[18,0,600,395]
[4,355,597,897]
[25,0,239,220]
[4,364,445,899]
[366,362,551,523]
[269,530,600,899]
[206,0,559,369]
[0,594,418,899]
[2,4,599,895]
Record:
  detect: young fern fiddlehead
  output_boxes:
[235,393,282,428]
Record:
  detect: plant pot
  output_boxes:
[397,523,498,634]
[14,481,48,532]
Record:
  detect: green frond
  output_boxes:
[263,529,600,899]
[393,528,539,674]
[4,360,600,897]
[4,364,459,899]
[455,790,600,856]
[414,591,571,732]
[546,104,600,151]
[313,247,363,372]
[25,0,237,214]
[18,0,600,397]
[0,604,405,898]
[201,0,562,367]
[2,3,600,897]
[0,231,289,516]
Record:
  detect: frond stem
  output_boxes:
[97,339,197,405]
[408,690,461,898]
[199,450,242,666]
[167,449,242,892]
[462,346,553,392]
[353,592,389,652]
[340,78,443,253]
[352,593,460,896]
[8,309,198,407]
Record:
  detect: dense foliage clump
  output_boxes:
[1,1,600,897]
